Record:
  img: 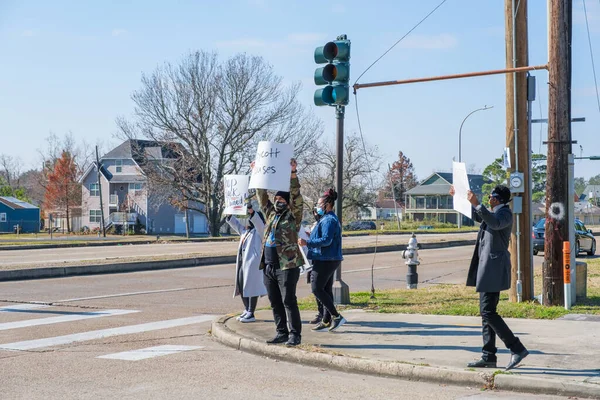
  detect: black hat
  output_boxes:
[275,191,290,204]
[492,185,512,204]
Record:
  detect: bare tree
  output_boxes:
[301,133,382,221]
[0,155,23,190]
[117,51,322,236]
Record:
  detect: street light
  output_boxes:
[458,105,494,162]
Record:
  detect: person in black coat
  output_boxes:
[450,184,529,371]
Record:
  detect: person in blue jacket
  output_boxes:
[298,189,345,332]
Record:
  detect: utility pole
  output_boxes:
[96,146,106,238]
[544,0,572,306]
[505,0,532,302]
[334,105,350,304]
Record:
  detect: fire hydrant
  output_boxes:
[401,233,420,289]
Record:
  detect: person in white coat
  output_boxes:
[226,203,267,323]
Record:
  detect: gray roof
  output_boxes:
[0,196,38,210]
[406,172,489,195]
[583,185,600,198]
[109,174,146,183]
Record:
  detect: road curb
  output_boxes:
[0,239,476,282]
[0,256,237,281]
[211,316,600,399]
[211,316,490,388]
[0,237,239,251]
[494,374,600,399]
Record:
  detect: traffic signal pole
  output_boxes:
[334,104,350,304]
[313,35,351,304]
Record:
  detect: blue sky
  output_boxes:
[1,0,599,181]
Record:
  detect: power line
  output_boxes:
[353,0,449,85]
[583,0,600,113]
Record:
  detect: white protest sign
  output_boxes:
[224,175,250,215]
[248,141,294,192]
[452,161,472,218]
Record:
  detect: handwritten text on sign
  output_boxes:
[224,175,250,215]
[248,141,294,192]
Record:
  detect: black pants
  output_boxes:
[480,292,526,362]
[237,261,258,313]
[309,270,325,321]
[311,260,340,323]
[263,264,301,338]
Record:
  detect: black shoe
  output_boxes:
[467,358,497,368]
[285,336,301,347]
[309,315,322,324]
[505,349,529,371]
[266,334,289,344]
[329,315,347,332]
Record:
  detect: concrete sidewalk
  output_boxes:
[212,310,600,399]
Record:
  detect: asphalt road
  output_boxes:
[0,246,566,399]
[0,232,477,267]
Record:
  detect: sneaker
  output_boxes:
[240,314,256,323]
[309,315,322,324]
[311,321,330,332]
[236,311,249,321]
[266,334,289,344]
[329,315,347,332]
[285,336,301,347]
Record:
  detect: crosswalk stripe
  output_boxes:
[0,315,215,351]
[0,304,50,312]
[0,309,139,331]
[97,345,203,361]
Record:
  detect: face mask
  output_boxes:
[275,201,287,213]
[313,209,321,222]
[316,207,325,216]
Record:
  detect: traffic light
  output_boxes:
[314,38,350,106]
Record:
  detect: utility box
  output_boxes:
[576,261,587,300]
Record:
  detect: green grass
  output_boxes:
[298,258,600,319]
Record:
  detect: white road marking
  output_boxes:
[0,309,139,331]
[0,304,50,311]
[57,288,189,302]
[0,315,215,351]
[97,345,203,361]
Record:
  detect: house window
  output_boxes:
[129,183,142,192]
[89,209,102,223]
[415,197,425,209]
[115,159,123,173]
[89,183,100,196]
[0,213,6,222]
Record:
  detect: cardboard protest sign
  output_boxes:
[248,141,294,192]
[224,175,250,215]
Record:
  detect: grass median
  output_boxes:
[298,257,600,319]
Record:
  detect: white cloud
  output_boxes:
[287,33,327,44]
[111,29,128,37]
[215,38,267,48]
[21,30,35,37]
[397,33,458,50]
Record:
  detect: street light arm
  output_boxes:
[458,105,494,162]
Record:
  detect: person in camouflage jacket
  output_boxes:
[256,158,304,347]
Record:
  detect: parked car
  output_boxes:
[532,218,596,256]
[344,221,377,231]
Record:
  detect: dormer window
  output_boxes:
[115,159,123,173]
